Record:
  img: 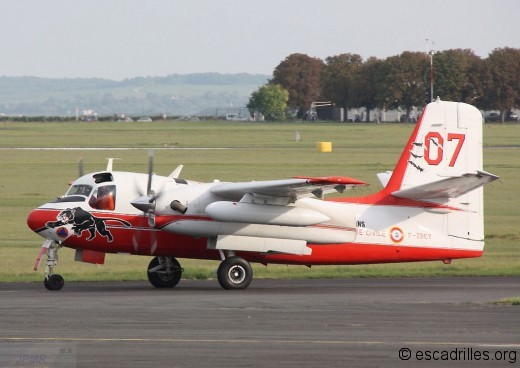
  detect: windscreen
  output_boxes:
[66,184,93,197]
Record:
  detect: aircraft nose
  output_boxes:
[27,209,47,232]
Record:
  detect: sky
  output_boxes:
[0,0,518,80]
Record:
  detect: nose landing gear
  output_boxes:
[34,239,65,291]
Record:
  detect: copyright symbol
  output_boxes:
[399,348,411,360]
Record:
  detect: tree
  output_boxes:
[352,56,383,121]
[433,49,484,104]
[480,47,520,122]
[271,53,324,118]
[321,53,363,118]
[247,84,289,121]
[379,52,430,119]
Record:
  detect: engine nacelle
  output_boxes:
[205,201,330,226]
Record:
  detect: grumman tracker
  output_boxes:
[27,100,498,290]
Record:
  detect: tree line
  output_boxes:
[248,48,520,122]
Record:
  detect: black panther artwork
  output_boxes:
[46,207,131,242]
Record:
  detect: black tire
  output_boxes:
[44,274,64,291]
[217,256,253,290]
[147,257,182,288]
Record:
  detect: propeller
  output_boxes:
[131,150,159,254]
[68,158,85,186]
[131,150,157,214]
[131,150,188,218]
[130,151,189,254]
[131,150,160,222]
[131,215,158,255]
[146,149,154,196]
[78,158,84,177]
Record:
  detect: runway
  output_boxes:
[0,277,519,367]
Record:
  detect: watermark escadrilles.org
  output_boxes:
[399,347,517,364]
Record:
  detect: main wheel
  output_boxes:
[147,257,182,288]
[217,256,253,290]
[44,274,64,291]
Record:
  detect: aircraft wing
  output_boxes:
[210,176,367,204]
[392,171,499,200]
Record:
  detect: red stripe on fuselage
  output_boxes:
[259,242,481,265]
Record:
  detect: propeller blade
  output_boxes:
[78,158,84,177]
[132,216,157,254]
[132,178,145,197]
[147,149,154,195]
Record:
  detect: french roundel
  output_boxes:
[56,227,69,238]
[389,227,404,243]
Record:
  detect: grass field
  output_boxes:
[0,120,519,283]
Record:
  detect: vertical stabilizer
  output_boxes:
[385,99,497,242]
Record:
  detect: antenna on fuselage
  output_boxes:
[169,165,184,179]
[106,158,114,172]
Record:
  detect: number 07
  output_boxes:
[424,132,465,167]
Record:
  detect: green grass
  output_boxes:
[494,297,520,305]
[0,120,519,282]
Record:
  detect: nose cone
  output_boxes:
[27,209,48,233]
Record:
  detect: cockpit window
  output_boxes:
[67,184,93,197]
[89,185,116,211]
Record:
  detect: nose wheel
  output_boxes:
[217,256,253,290]
[44,274,64,291]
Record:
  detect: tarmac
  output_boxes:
[0,277,519,367]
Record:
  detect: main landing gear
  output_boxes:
[147,256,184,288]
[217,256,253,290]
[146,255,253,290]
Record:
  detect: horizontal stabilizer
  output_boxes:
[392,170,499,200]
[377,171,393,188]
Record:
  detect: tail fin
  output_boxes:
[387,99,486,192]
[386,99,498,241]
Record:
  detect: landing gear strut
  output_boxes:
[37,241,64,291]
[217,256,253,290]
[147,256,183,288]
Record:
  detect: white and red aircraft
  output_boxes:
[27,99,498,290]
